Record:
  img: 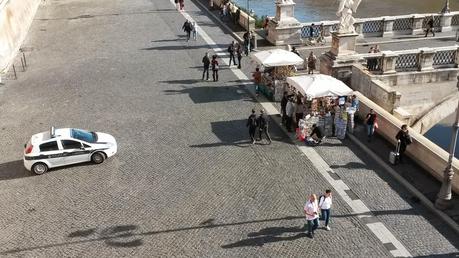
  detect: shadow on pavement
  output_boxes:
[0,216,305,255]
[163,85,243,103]
[221,226,307,248]
[0,160,32,181]
[330,161,367,170]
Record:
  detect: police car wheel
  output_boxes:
[91,152,105,164]
[32,163,48,175]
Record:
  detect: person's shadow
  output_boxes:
[221,226,307,248]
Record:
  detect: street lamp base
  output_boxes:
[435,197,452,210]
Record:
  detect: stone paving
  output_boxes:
[0,0,457,257]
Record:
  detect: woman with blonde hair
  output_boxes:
[304,194,319,238]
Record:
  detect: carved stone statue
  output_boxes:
[336,0,362,34]
[276,0,293,4]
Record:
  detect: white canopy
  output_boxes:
[252,49,304,67]
[286,74,353,98]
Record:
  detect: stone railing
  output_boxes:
[210,0,255,31]
[300,11,459,39]
[357,46,459,74]
[354,91,459,194]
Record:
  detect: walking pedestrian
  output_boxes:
[236,43,243,69]
[318,190,332,231]
[211,55,219,82]
[228,41,237,66]
[202,52,210,81]
[257,109,272,144]
[252,67,262,96]
[365,109,377,142]
[286,97,294,132]
[174,0,179,10]
[307,52,317,74]
[367,46,376,71]
[192,22,197,40]
[281,92,288,125]
[243,31,251,55]
[179,0,184,11]
[425,16,435,37]
[246,109,258,144]
[182,20,192,41]
[304,194,319,239]
[395,124,412,163]
[373,44,381,70]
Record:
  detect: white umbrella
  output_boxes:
[252,49,304,67]
[286,74,353,98]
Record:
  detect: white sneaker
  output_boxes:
[325,226,331,231]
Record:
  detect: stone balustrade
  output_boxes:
[354,46,459,74]
[300,11,459,39]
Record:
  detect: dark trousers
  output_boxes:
[307,218,319,235]
[295,113,303,128]
[425,27,435,37]
[321,209,331,227]
[202,67,209,80]
[258,127,272,142]
[286,116,293,132]
[229,53,236,66]
[186,31,191,41]
[249,127,256,142]
[237,56,242,69]
[399,144,407,162]
[281,108,287,124]
[212,69,219,81]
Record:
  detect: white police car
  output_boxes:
[24,127,117,175]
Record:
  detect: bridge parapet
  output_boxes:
[300,11,459,40]
[350,46,459,74]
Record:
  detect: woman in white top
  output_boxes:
[319,189,333,231]
[304,194,319,238]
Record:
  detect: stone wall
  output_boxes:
[210,0,255,31]
[354,91,459,194]
[0,0,41,74]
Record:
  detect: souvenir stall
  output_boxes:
[251,49,304,101]
[285,74,354,141]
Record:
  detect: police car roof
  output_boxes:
[30,128,72,145]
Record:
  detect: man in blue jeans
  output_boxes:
[319,189,333,231]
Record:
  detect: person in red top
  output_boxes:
[211,55,219,82]
[252,67,262,96]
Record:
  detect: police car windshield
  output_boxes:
[71,129,97,143]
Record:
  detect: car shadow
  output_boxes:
[0,160,33,180]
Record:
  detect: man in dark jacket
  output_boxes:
[425,16,435,37]
[182,20,192,41]
[280,91,288,125]
[228,41,237,66]
[202,52,210,80]
[246,109,258,144]
[257,109,272,144]
[395,124,412,163]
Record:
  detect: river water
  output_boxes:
[233,0,459,22]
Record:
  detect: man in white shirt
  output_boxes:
[319,189,333,231]
[304,194,319,238]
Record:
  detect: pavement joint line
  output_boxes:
[173,2,411,256]
[347,132,459,237]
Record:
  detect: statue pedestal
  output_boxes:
[330,32,358,56]
[266,2,303,45]
[320,32,359,82]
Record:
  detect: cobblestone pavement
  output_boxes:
[0,0,457,257]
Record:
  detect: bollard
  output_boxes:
[12,64,17,79]
[22,52,27,67]
[21,57,25,72]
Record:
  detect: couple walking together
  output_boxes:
[246,109,272,145]
[304,190,333,239]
